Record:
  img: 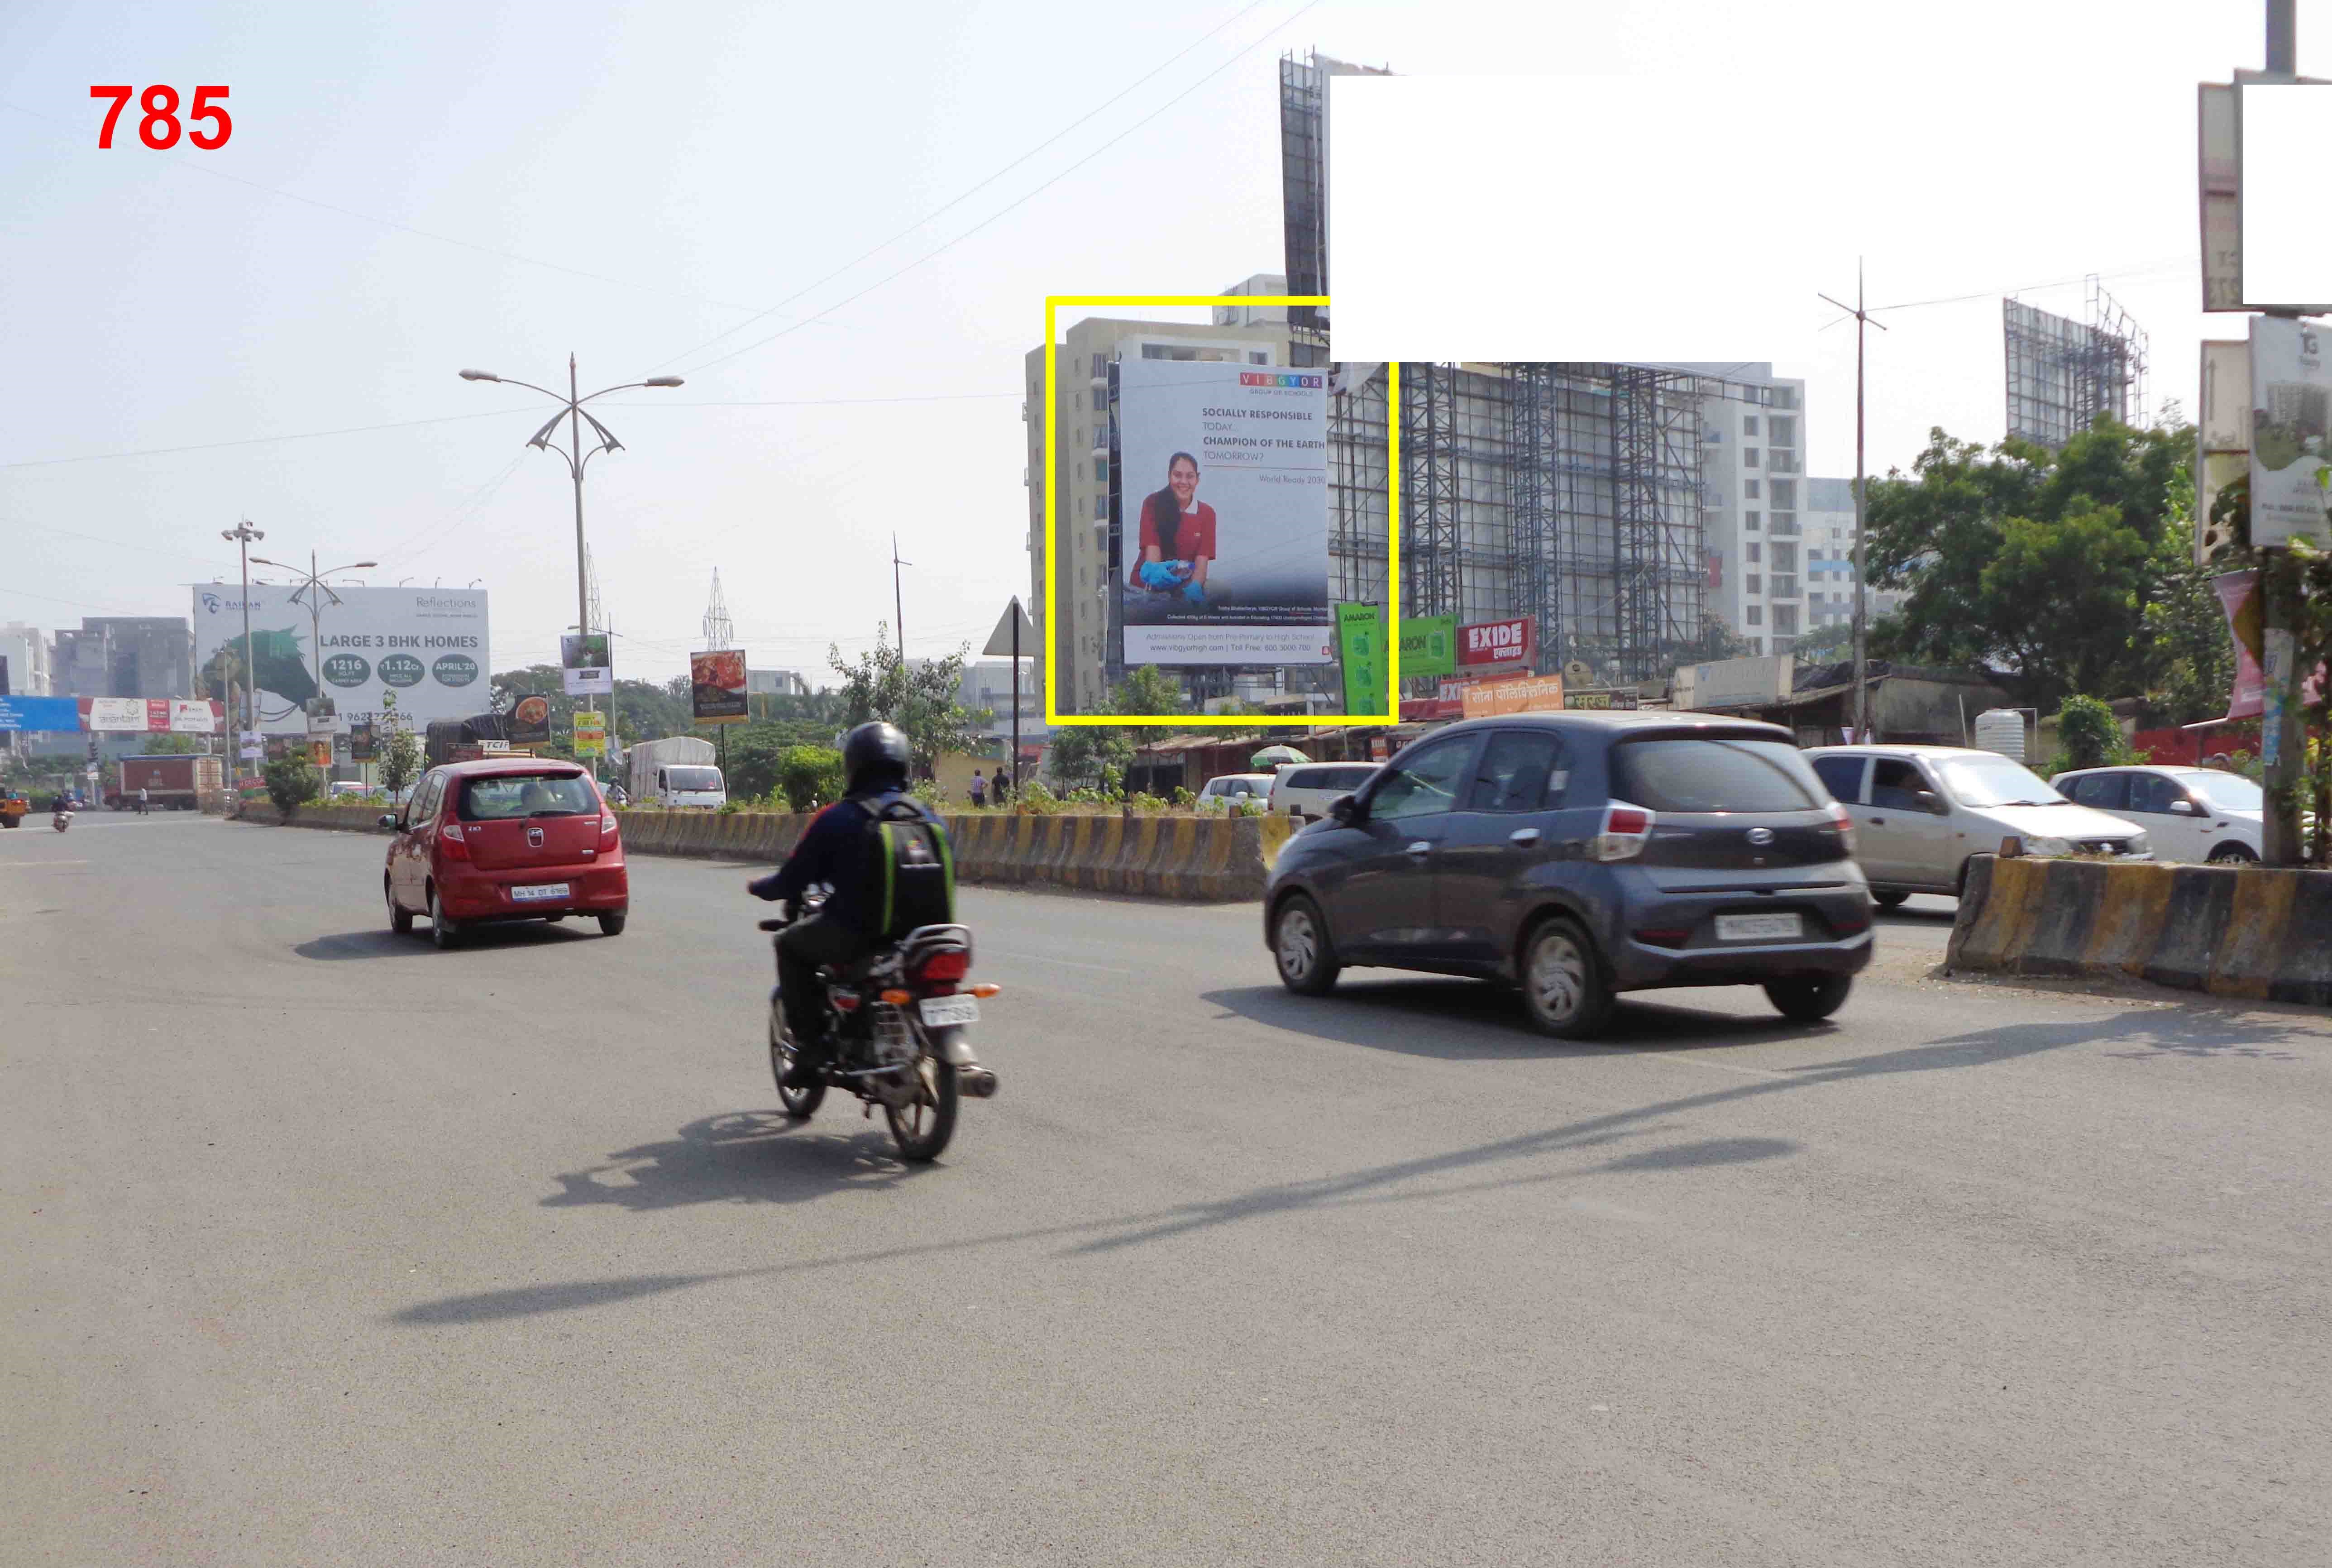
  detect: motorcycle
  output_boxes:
[760,885,999,1162]
[51,807,73,834]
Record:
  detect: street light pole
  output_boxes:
[251,550,378,774]
[458,359,684,659]
[221,519,264,765]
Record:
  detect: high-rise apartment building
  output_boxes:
[1023,311,1294,715]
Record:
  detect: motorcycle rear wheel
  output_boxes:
[885,1055,958,1163]
[770,1008,825,1119]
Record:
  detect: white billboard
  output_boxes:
[1116,359,1331,666]
[2247,315,2332,549]
[190,585,491,735]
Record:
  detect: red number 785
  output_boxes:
[90,85,232,149]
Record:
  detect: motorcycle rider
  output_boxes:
[750,721,956,1092]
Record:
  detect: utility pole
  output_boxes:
[892,533,912,660]
[1820,263,1888,743]
[2260,0,2308,865]
[220,519,264,767]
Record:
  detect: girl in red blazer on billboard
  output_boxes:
[1128,451,1214,606]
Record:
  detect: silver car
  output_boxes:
[1803,744,2152,906]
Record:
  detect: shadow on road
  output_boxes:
[388,1004,2295,1327]
[294,923,595,960]
[540,1109,932,1215]
[1201,978,1837,1058]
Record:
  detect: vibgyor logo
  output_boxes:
[432,653,478,687]
[323,653,371,687]
[378,653,425,688]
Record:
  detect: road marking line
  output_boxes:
[0,860,91,869]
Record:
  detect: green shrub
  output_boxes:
[1171,786,1195,810]
[774,745,846,813]
[2051,693,2140,776]
[263,757,320,819]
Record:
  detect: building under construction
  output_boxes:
[2003,277,2150,449]
[1285,52,1779,685]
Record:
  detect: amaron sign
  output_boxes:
[1457,617,1534,668]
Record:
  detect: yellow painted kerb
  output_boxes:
[1042,294,1401,727]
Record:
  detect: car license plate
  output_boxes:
[1715,912,1802,942]
[918,996,980,1028]
[511,883,571,903]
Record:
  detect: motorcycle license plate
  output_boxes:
[1714,912,1803,942]
[511,883,571,903]
[918,996,980,1028]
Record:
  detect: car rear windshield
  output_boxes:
[459,773,597,820]
[1610,736,1823,813]
[663,766,722,791]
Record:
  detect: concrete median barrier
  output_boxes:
[236,800,1272,900]
[1948,853,2332,1005]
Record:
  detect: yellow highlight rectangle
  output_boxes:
[1042,294,1400,727]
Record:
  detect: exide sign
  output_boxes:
[1457,617,1534,666]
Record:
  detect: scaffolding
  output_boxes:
[1277,53,1327,361]
[2004,278,2150,448]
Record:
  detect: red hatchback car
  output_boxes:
[381,759,628,948]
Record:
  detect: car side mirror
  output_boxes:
[1913,789,1944,813]
[377,813,398,829]
[2169,798,2198,815]
[1328,793,1362,825]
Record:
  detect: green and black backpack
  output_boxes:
[867,797,956,938]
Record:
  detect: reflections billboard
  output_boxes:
[191,585,488,736]
[1116,359,1331,666]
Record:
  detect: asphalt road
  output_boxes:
[5,816,2327,1566]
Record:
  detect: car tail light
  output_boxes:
[912,949,970,984]
[1591,802,1655,862]
[1632,927,1690,947]
[1822,800,1855,855]
[439,819,469,860]
[599,811,618,837]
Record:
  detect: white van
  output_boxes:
[1268,762,1381,823]
[1804,744,2151,905]
[650,763,727,810]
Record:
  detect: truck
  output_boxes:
[626,735,725,809]
[111,754,225,810]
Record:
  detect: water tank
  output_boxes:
[1974,708,2026,762]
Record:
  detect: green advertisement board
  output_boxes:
[1399,615,1458,679]
[1335,602,1386,716]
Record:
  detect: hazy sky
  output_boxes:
[1,1,2315,686]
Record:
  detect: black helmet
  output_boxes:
[841,721,912,793]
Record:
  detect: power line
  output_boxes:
[672,0,1326,378]
[643,0,1280,373]
[0,408,533,470]
[0,100,769,316]
[1870,257,2195,315]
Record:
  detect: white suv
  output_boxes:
[1267,762,1381,823]
[1803,744,2151,904]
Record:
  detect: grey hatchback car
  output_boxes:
[1263,712,1873,1036]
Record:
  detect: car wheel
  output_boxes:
[1519,917,1615,1039]
[429,886,461,950]
[2208,843,2257,864]
[1872,889,1910,910]
[598,912,627,936]
[1765,974,1852,1021]
[387,876,413,935]
[1271,894,1340,995]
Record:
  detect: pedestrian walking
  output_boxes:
[969,769,987,808]
[137,786,150,816]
